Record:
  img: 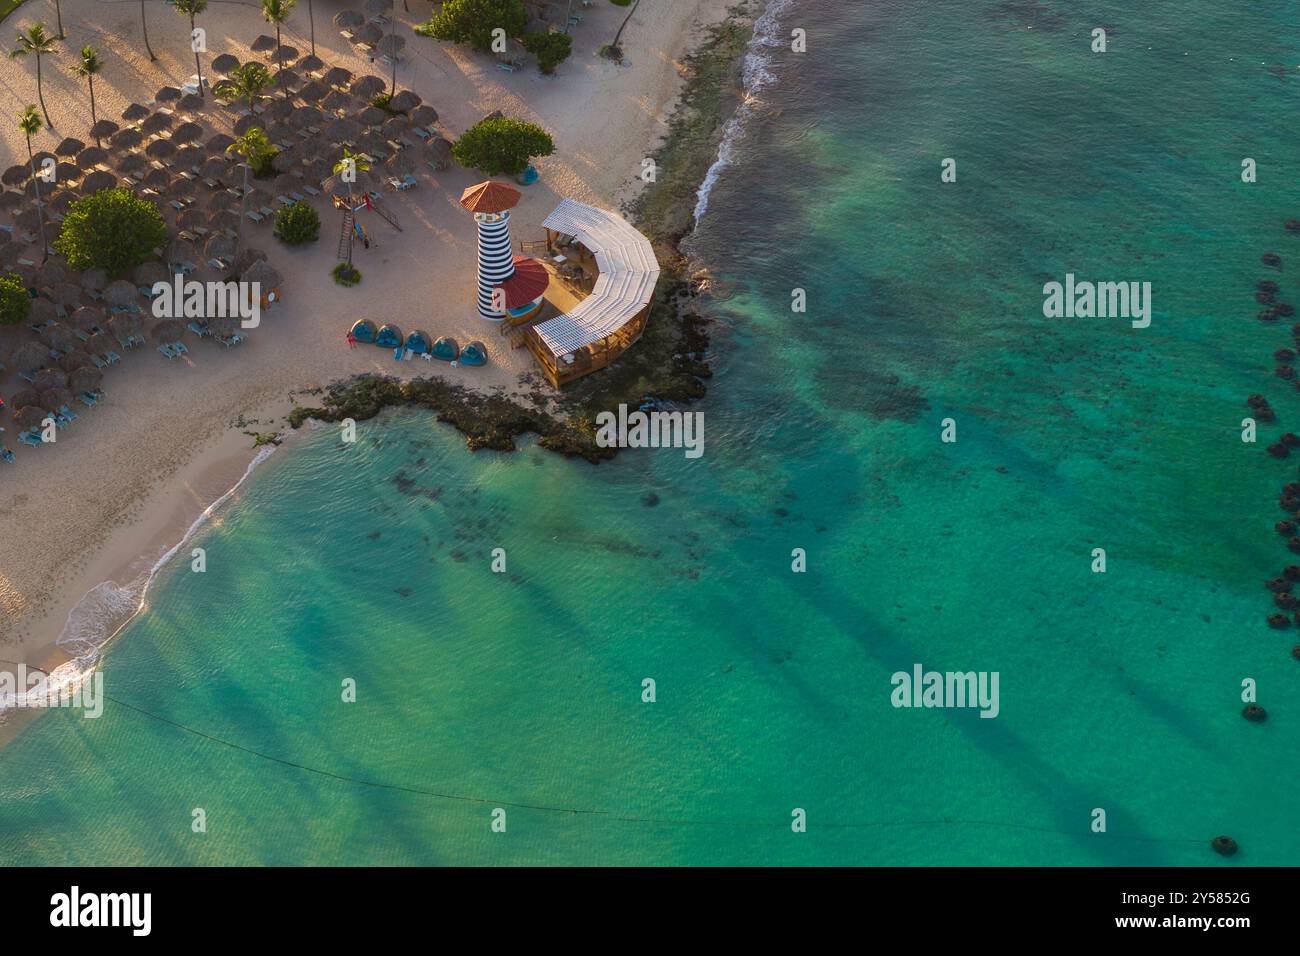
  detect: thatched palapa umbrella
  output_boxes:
[79,268,108,294]
[351,74,384,99]
[103,279,138,308]
[58,350,93,372]
[10,342,48,373]
[111,128,143,151]
[41,387,73,411]
[86,331,117,356]
[32,368,68,391]
[146,139,177,161]
[122,103,150,122]
[135,261,168,287]
[141,112,173,135]
[2,165,28,186]
[39,325,77,354]
[251,35,277,53]
[28,298,57,325]
[69,366,103,395]
[8,387,39,409]
[333,11,364,30]
[211,53,240,75]
[172,122,203,144]
[14,406,49,431]
[55,137,85,157]
[152,318,184,344]
[205,133,235,156]
[155,86,182,103]
[423,137,452,170]
[81,170,117,192]
[109,312,142,340]
[410,105,438,128]
[323,66,353,88]
[69,305,105,331]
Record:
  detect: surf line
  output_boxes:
[54,444,279,672]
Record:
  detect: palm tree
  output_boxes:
[18,105,49,262]
[307,0,315,56]
[169,0,209,99]
[214,61,274,113]
[260,0,297,99]
[227,127,272,255]
[52,1,65,39]
[10,23,59,128]
[611,0,642,49]
[70,45,105,144]
[141,0,157,61]
[332,148,369,268]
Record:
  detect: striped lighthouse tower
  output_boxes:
[460,181,525,321]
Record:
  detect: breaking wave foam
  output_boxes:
[693,0,798,224]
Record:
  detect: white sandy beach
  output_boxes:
[0,0,735,667]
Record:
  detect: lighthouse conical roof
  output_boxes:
[460,180,522,214]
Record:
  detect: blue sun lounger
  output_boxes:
[158,344,178,359]
[58,404,77,423]
[18,432,42,447]
[1,446,13,463]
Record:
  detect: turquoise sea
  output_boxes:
[3,0,1300,865]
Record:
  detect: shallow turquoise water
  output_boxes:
[2,0,1299,865]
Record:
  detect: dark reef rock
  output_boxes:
[1267,576,1291,592]
[1269,443,1290,458]
[1211,836,1239,857]
[1242,703,1267,722]
[1276,348,1296,363]
[1268,612,1292,628]
[1277,366,1295,379]
[1259,280,1280,294]
[1277,521,1296,536]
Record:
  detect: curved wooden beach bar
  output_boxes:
[524,199,661,387]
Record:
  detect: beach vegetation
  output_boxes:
[0,272,30,326]
[416,0,527,54]
[370,91,398,113]
[522,31,571,75]
[214,61,274,113]
[168,0,209,100]
[275,201,320,246]
[332,148,370,267]
[452,116,554,177]
[9,21,59,128]
[228,127,273,253]
[332,262,361,286]
[17,105,48,259]
[69,45,105,144]
[260,0,298,97]
[54,188,169,278]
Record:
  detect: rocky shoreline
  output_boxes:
[287,3,762,461]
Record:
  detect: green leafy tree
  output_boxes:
[417,0,527,54]
[10,22,59,128]
[0,273,30,326]
[522,31,571,75]
[332,148,370,267]
[452,116,554,176]
[274,201,320,246]
[18,105,48,261]
[54,188,169,277]
[169,0,209,100]
[260,0,298,98]
[70,46,105,144]
[227,127,274,254]
[214,61,274,113]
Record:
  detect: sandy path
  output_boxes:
[0,0,733,660]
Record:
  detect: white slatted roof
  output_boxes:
[534,199,661,355]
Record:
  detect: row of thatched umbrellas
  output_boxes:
[3,27,451,441]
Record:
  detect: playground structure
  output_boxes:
[333,190,402,262]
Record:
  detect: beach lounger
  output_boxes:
[18,432,42,447]
[158,344,177,359]
[246,210,264,223]
[58,405,77,423]
[79,392,100,406]
[496,62,517,73]
[289,191,305,202]
[276,195,293,206]
[73,329,90,342]
[106,351,122,364]
[303,185,320,196]
[90,354,107,369]
[18,370,36,384]
[187,321,209,337]
[174,342,189,355]
[1,447,13,463]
